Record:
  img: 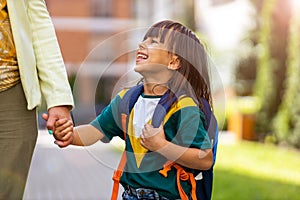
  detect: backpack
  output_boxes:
[111,84,219,200]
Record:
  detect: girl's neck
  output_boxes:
[143,82,168,96]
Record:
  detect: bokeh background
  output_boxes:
[27,0,300,199]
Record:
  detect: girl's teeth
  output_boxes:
[138,54,148,59]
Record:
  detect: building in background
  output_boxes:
[46,0,196,75]
[44,0,197,124]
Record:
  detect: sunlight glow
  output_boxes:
[292,0,300,8]
[197,0,255,50]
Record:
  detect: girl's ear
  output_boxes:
[168,55,181,70]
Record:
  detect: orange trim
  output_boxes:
[159,161,197,200]
[121,113,127,135]
[111,114,128,200]
[111,152,126,200]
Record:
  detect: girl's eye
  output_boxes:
[151,39,159,44]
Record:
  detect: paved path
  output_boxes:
[24,130,235,200]
[24,130,124,200]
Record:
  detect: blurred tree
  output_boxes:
[233,0,264,96]
[211,0,235,6]
[177,0,196,31]
[184,0,196,31]
[273,5,300,148]
[234,54,257,96]
[253,0,292,139]
[235,0,296,143]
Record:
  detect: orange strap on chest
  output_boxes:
[111,113,127,200]
[159,161,197,200]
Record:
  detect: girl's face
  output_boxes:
[134,36,172,80]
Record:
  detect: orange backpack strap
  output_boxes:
[111,113,127,200]
[159,161,197,200]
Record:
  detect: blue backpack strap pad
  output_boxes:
[195,98,219,200]
[119,85,144,115]
[151,90,178,128]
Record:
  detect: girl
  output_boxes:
[52,20,213,200]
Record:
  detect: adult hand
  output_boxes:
[42,106,73,148]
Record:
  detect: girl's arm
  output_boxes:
[72,125,105,146]
[54,118,105,146]
[156,140,213,170]
[140,124,213,170]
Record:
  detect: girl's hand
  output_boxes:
[53,118,74,148]
[140,124,167,152]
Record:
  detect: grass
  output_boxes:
[212,140,300,200]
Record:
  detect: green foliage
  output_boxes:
[227,97,260,115]
[252,0,293,142]
[273,10,300,148]
[239,0,300,147]
[253,0,277,135]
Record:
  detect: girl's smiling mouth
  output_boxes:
[136,51,148,63]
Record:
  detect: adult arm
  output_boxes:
[28,0,74,141]
[27,0,74,110]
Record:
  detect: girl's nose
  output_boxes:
[138,41,146,50]
[138,38,152,49]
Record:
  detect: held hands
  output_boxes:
[53,118,74,147]
[44,106,72,131]
[42,106,74,148]
[140,123,168,152]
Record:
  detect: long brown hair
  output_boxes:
[142,20,213,109]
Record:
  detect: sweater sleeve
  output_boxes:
[27,0,74,109]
